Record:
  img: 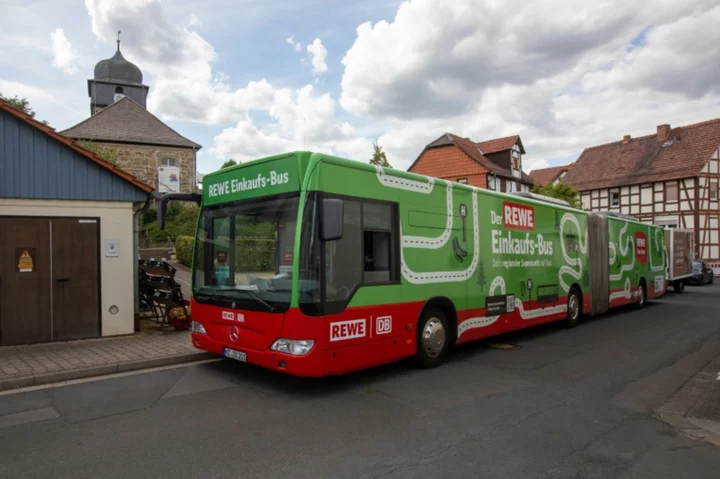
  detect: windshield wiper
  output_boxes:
[235,289,277,312]
[198,288,277,312]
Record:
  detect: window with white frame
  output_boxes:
[161,158,178,167]
[711,181,718,200]
[488,175,496,190]
[610,190,620,207]
[457,178,468,184]
[666,181,678,202]
[511,144,521,170]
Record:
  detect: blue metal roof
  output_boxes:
[0,109,149,202]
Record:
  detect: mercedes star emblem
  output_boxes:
[229,325,240,343]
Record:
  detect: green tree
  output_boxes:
[531,181,581,209]
[477,257,486,292]
[221,159,238,169]
[0,92,35,117]
[77,140,120,165]
[369,141,391,168]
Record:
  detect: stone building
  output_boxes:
[61,41,201,194]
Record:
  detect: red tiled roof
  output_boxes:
[0,98,154,193]
[563,119,720,191]
[529,164,572,185]
[477,135,524,155]
[410,133,534,184]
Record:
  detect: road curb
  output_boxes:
[0,352,215,392]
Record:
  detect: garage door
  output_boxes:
[0,217,100,345]
[0,218,52,345]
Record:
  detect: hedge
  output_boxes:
[175,236,276,272]
[235,238,275,272]
[175,235,195,267]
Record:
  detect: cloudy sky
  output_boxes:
[2,0,720,176]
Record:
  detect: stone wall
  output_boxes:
[90,142,196,193]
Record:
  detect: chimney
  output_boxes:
[657,124,671,142]
[673,126,683,140]
[623,134,631,144]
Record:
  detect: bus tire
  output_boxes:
[636,280,647,309]
[415,308,449,368]
[673,280,684,293]
[565,287,582,328]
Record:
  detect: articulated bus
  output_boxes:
[159,151,668,377]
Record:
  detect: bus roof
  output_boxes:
[202,151,659,222]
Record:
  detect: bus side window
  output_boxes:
[363,202,395,284]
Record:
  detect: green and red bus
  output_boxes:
[159,151,668,377]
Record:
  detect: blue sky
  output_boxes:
[2,0,720,177]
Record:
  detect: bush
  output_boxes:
[142,208,157,225]
[236,238,275,272]
[142,204,199,243]
[175,236,195,267]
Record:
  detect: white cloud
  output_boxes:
[50,28,79,75]
[211,84,372,163]
[78,0,720,177]
[306,38,328,75]
[286,36,303,52]
[82,1,371,168]
[339,0,718,119]
[336,0,720,172]
[85,0,215,83]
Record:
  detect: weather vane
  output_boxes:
[117,30,121,51]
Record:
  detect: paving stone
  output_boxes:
[0,328,203,391]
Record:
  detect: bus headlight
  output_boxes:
[192,321,207,334]
[270,339,314,356]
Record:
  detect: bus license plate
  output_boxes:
[223,348,247,362]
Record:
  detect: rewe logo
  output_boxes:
[330,319,366,342]
[222,311,234,321]
[635,232,647,265]
[503,202,535,231]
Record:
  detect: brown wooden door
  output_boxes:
[0,218,52,345]
[51,219,100,340]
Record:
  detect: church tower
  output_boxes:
[87,32,149,114]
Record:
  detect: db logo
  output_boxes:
[376,316,392,335]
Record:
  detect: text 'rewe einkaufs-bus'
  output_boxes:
[159,151,668,377]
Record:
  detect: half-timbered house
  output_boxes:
[563,120,720,274]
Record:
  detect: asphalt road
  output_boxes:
[2,284,720,478]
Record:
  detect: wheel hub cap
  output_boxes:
[422,318,446,358]
[569,295,579,319]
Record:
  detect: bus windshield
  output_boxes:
[193,193,299,312]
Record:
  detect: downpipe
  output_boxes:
[132,194,154,317]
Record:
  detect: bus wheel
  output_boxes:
[565,287,582,328]
[636,280,647,309]
[415,308,449,368]
[673,280,684,293]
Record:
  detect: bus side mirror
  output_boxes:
[320,198,343,241]
[156,193,201,230]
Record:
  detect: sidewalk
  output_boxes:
[0,323,213,392]
[656,349,720,446]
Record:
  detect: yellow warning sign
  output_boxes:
[16,248,35,273]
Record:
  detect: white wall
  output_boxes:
[0,199,136,336]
